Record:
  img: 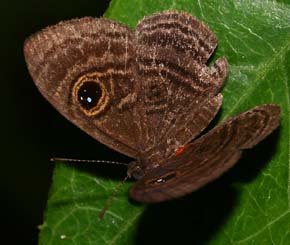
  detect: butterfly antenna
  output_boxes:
[99,175,129,220]
[50,157,128,166]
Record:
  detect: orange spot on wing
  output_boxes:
[175,145,187,156]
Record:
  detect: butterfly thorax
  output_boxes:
[127,155,166,180]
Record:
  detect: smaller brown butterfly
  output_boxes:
[24,10,280,203]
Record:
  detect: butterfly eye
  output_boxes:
[73,74,109,116]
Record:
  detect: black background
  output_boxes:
[1,1,111,243]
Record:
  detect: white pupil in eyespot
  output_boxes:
[87,97,92,103]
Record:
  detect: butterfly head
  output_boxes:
[127,161,145,180]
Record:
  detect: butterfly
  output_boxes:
[24,10,280,203]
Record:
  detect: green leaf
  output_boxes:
[39,0,290,244]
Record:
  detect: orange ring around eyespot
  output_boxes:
[72,73,110,116]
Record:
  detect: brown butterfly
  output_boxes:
[24,10,280,203]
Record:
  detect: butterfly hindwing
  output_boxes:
[130,104,280,203]
[136,11,218,63]
[135,11,228,163]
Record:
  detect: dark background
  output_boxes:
[1,1,112,244]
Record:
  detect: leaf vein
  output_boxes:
[222,37,290,119]
[235,210,290,243]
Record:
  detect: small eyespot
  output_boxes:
[147,172,177,185]
[73,74,110,116]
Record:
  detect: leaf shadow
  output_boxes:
[134,179,238,244]
[227,126,281,183]
[133,127,280,244]
[52,124,280,244]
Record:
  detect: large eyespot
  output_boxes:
[73,74,109,116]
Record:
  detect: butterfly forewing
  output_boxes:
[24,17,141,158]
